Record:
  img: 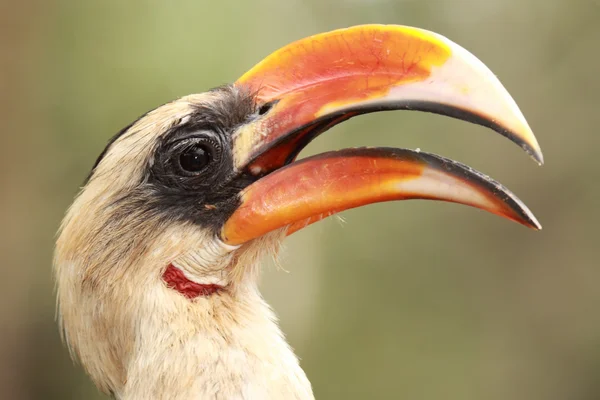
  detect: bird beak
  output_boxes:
[221,25,542,246]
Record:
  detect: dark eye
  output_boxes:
[178,144,211,173]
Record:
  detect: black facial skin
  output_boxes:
[89,85,260,234]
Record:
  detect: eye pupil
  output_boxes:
[179,145,211,172]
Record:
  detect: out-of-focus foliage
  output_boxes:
[1,0,598,399]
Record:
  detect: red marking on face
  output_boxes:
[162,264,222,299]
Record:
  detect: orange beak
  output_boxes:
[221,25,542,246]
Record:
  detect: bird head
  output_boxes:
[54,25,542,396]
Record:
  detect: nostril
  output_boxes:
[258,101,277,116]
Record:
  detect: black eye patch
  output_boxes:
[87,85,258,232]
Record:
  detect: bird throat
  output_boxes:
[162,264,222,299]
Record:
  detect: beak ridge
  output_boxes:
[233,24,543,173]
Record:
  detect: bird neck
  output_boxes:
[117,284,314,400]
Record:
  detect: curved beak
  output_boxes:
[222,24,542,245]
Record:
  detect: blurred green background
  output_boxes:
[2,0,599,399]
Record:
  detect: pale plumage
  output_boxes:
[55,25,541,399]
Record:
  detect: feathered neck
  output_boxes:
[117,282,314,400]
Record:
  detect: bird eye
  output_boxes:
[178,144,212,173]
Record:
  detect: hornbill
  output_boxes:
[55,25,542,399]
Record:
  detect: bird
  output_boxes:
[54,25,542,400]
